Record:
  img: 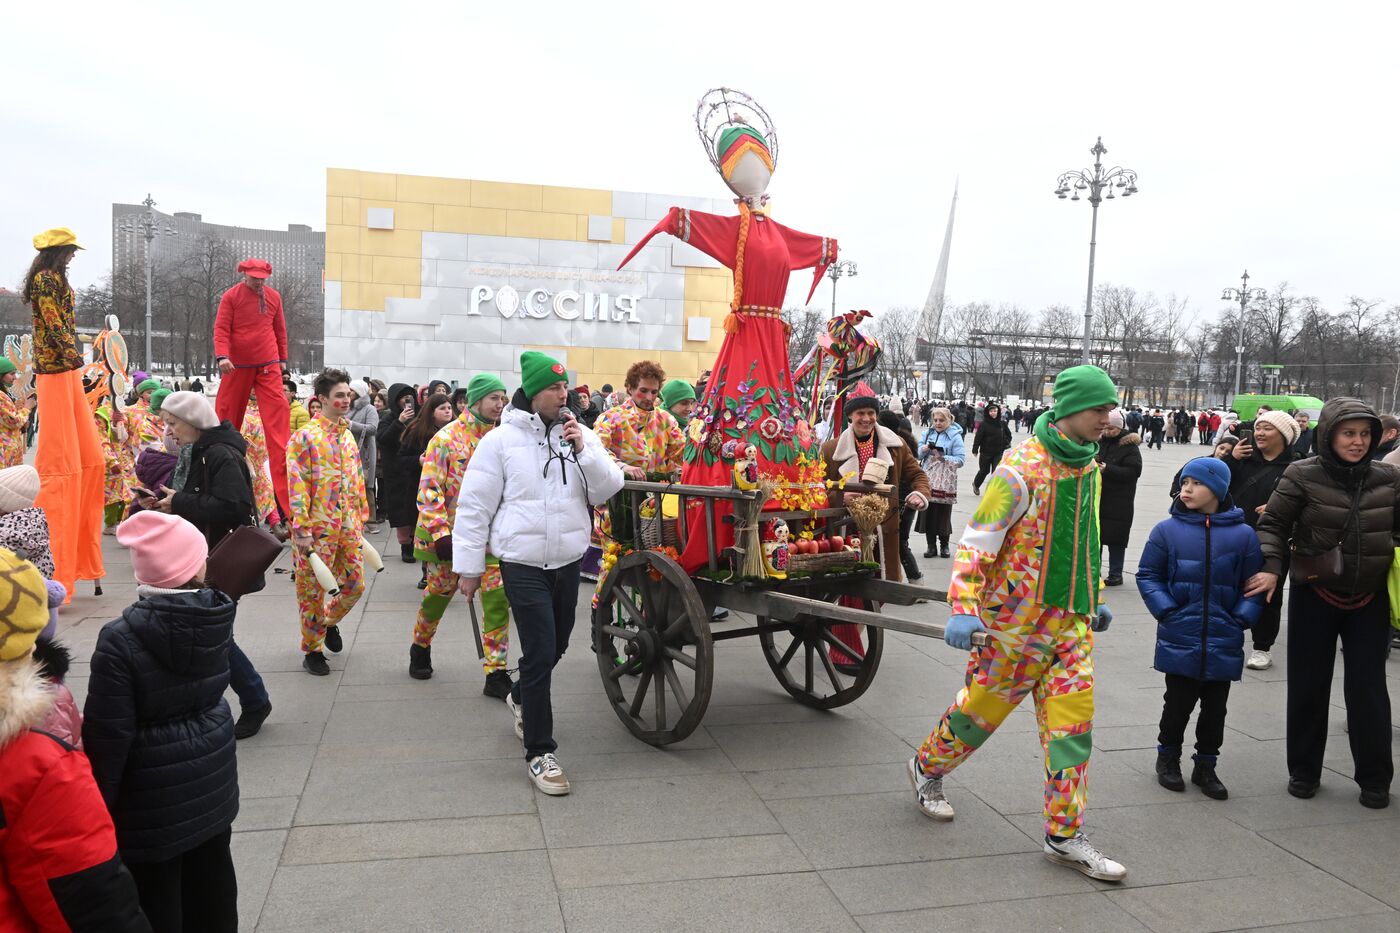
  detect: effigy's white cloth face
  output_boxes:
[725,150,772,199]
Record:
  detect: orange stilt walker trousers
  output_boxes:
[29,268,104,596]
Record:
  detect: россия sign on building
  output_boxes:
[322,169,740,390]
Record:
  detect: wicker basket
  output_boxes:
[787,549,860,573]
[638,511,680,550]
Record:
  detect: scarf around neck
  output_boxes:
[1035,410,1100,467]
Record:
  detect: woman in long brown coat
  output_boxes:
[820,395,931,582]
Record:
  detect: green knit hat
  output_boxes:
[1050,365,1119,418]
[0,359,15,376]
[520,351,566,400]
[149,388,172,413]
[660,378,696,412]
[136,378,161,396]
[466,373,507,407]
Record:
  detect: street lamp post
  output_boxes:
[115,195,179,373]
[1221,269,1267,400]
[1054,137,1140,364]
[826,259,857,318]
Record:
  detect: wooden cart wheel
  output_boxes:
[758,606,882,709]
[592,549,713,746]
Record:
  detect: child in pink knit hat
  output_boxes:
[83,510,240,928]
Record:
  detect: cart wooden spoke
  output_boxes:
[592,548,713,746]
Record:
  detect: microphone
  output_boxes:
[557,410,577,455]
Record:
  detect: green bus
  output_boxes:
[1230,394,1325,426]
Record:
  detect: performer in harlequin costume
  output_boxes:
[214,257,292,523]
[908,365,1127,882]
[94,398,131,532]
[23,228,104,599]
[287,368,368,677]
[409,374,513,695]
[592,360,685,600]
[0,358,34,468]
[239,392,278,525]
[619,89,835,571]
[122,379,166,460]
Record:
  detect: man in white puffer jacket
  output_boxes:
[453,351,624,795]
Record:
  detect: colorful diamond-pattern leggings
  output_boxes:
[916,607,1095,838]
[294,536,365,653]
[413,560,510,674]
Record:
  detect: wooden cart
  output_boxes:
[591,479,987,746]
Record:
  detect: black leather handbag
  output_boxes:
[204,460,283,599]
[1289,491,1359,586]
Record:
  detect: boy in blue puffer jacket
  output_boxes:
[1136,457,1265,800]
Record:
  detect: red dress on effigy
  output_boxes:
[622,206,837,572]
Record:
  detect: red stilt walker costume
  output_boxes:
[619,89,836,571]
[213,258,291,521]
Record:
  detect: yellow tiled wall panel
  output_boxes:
[396,174,473,207]
[541,186,613,216]
[325,224,360,254]
[505,211,581,241]
[326,168,360,197]
[395,202,435,231]
[372,256,420,285]
[685,269,731,303]
[358,283,404,310]
[359,172,397,201]
[324,253,343,280]
[325,197,343,226]
[339,281,361,310]
[433,205,508,236]
[472,181,544,212]
[590,348,642,378]
[563,348,594,374]
[612,218,626,244]
[361,228,423,259]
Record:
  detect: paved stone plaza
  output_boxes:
[55,437,1400,932]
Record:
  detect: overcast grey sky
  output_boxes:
[3,1,1395,330]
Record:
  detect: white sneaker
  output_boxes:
[527,753,570,795]
[1044,832,1127,882]
[506,693,524,739]
[906,757,955,821]
[1246,650,1273,670]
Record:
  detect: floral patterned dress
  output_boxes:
[94,404,133,508]
[623,206,836,571]
[0,391,27,468]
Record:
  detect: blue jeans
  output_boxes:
[500,559,580,759]
[228,638,269,709]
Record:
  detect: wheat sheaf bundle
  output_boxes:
[846,493,888,563]
[733,477,777,578]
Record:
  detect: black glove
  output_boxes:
[434,537,453,562]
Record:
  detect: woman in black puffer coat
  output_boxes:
[1096,410,1142,586]
[379,393,452,569]
[83,510,239,931]
[970,403,1012,495]
[377,383,420,559]
[1253,397,1400,810]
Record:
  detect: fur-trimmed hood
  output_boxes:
[1102,431,1141,448]
[0,656,55,748]
[831,424,905,477]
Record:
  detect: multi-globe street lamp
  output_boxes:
[1054,137,1139,364]
[1221,269,1267,400]
[115,194,179,372]
[826,259,857,319]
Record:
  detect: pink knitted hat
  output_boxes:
[115,512,208,588]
